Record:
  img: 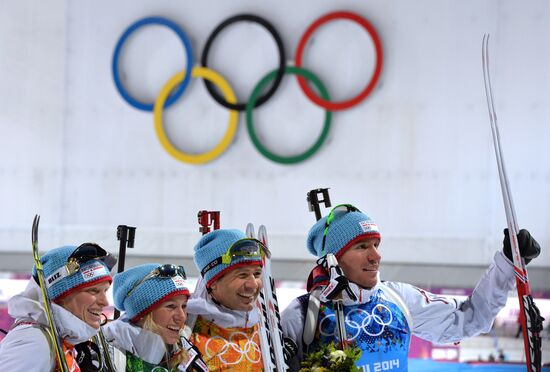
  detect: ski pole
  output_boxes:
[114,225,136,319]
[482,34,543,372]
[31,215,70,372]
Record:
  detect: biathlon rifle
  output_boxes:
[113,225,136,319]
[183,211,220,337]
[179,211,218,372]
[197,210,220,235]
[307,187,331,221]
[94,224,135,371]
[306,188,349,350]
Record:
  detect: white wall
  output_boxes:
[0,1,548,285]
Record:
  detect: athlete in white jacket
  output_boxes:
[281,204,541,371]
[0,244,116,371]
[185,229,265,371]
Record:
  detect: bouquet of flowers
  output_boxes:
[299,342,361,372]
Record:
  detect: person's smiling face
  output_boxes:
[60,281,111,328]
[209,265,263,311]
[338,237,381,289]
[148,295,189,344]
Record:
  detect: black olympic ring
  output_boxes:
[201,14,286,112]
[112,11,383,165]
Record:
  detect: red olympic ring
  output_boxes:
[295,11,384,111]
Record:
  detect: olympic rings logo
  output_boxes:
[112,12,383,165]
[203,331,262,365]
[319,304,393,341]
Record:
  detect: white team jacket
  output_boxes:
[101,317,168,365]
[281,251,516,370]
[0,280,99,371]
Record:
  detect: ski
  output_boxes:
[258,224,288,370]
[31,215,70,372]
[482,34,543,372]
[246,223,277,371]
[246,222,289,371]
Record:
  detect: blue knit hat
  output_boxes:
[307,207,381,258]
[193,229,264,287]
[113,263,190,322]
[33,244,115,301]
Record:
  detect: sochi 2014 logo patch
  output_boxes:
[80,263,109,281]
[359,221,379,233]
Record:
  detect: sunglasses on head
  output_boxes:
[65,243,117,275]
[127,264,187,297]
[320,204,361,256]
[201,238,269,277]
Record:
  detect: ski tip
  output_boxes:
[258,225,268,243]
[32,214,40,243]
[246,223,255,239]
[258,224,267,234]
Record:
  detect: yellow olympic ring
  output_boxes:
[153,66,238,164]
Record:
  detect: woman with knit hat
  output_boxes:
[0,243,116,371]
[281,204,541,371]
[102,262,206,371]
[185,228,266,371]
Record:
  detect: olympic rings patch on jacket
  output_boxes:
[112,12,383,165]
[203,331,262,365]
[319,304,393,341]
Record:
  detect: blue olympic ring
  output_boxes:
[112,16,194,111]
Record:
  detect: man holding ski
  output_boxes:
[281,203,541,371]
[0,242,117,371]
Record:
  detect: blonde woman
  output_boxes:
[103,263,206,371]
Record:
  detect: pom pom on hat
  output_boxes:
[113,263,190,322]
[307,208,381,258]
[34,245,114,301]
[193,229,263,287]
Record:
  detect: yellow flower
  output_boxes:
[329,350,346,363]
